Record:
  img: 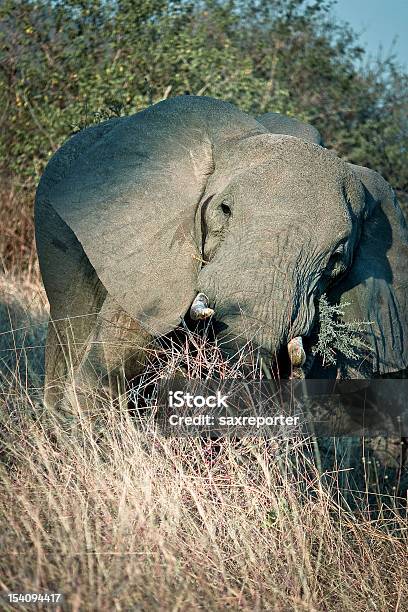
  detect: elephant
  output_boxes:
[34,95,408,409]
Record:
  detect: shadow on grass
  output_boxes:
[0,278,47,393]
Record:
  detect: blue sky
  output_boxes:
[332,0,408,66]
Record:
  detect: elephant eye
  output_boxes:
[220,201,232,217]
[325,247,346,278]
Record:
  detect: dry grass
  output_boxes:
[0,181,39,277]
[1,273,408,611]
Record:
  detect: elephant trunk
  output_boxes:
[197,254,316,372]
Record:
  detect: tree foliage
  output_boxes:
[0,0,407,192]
[312,294,372,367]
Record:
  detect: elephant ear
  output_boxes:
[35,96,264,335]
[330,164,408,375]
[257,112,323,145]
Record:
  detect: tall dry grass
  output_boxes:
[0,183,407,610]
[1,272,408,611]
[0,181,39,278]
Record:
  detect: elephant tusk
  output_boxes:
[287,336,306,368]
[190,293,214,320]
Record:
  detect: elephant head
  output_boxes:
[35,95,408,385]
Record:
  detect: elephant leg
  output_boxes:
[37,199,107,409]
[43,278,106,411]
[46,296,152,411]
[44,306,100,410]
[44,315,71,410]
[71,295,152,406]
[37,200,152,410]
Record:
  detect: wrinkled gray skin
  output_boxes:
[35,96,408,408]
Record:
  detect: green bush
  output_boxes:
[1,0,407,189]
[312,294,372,367]
[1,0,407,272]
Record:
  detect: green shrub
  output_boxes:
[312,294,372,367]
